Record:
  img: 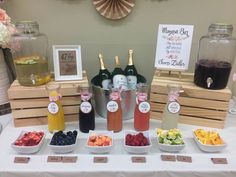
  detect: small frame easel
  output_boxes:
[156,69,183,79]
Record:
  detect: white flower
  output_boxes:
[0,21,10,47]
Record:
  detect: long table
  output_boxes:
[0,112,236,177]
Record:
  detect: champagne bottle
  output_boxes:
[98,54,111,89]
[112,56,128,90]
[124,50,138,89]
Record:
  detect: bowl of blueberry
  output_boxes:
[48,130,78,153]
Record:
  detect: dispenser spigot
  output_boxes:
[206,77,213,88]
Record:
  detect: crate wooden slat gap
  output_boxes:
[150,70,231,128]
[151,111,225,128]
[8,71,88,127]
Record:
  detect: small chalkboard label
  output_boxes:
[131,156,146,163]
[62,156,77,163]
[177,155,192,163]
[47,156,62,163]
[211,158,228,164]
[161,155,176,162]
[93,157,108,163]
[14,157,30,164]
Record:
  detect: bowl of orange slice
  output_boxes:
[193,129,226,152]
[86,130,113,154]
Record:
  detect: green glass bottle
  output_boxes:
[124,50,138,89]
[98,54,111,89]
[112,56,128,90]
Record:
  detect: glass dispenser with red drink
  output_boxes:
[194,23,236,89]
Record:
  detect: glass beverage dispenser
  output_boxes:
[11,21,51,86]
[194,23,236,89]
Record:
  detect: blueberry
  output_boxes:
[67,131,73,136]
[73,130,78,137]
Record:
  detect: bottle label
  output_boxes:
[138,101,150,113]
[48,102,59,114]
[107,100,119,112]
[167,101,180,114]
[80,101,92,114]
[102,79,111,90]
[113,75,128,90]
[127,75,137,89]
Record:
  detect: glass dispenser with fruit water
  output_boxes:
[194,23,236,89]
[11,21,51,86]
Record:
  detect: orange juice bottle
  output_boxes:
[46,83,65,132]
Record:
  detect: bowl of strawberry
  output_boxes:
[11,131,45,154]
[124,130,152,154]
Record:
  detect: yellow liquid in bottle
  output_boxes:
[47,91,65,132]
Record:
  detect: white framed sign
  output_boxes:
[53,45,83,81]
[155,24,194,71]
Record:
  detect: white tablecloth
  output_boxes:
[0,112,236,177]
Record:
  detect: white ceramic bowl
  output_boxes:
[193,130,227,152]
[11,131,45,154]
[86,130,113,154]
[48,131,78,154]
[124,130,152,154]
[157,140,185,152]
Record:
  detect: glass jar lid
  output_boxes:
[15,21,39,34]
[208,23,233,35]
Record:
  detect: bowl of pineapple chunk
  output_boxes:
[193,129,226,152]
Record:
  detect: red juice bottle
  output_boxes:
[134,84,150,131]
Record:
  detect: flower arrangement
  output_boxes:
[0,8,16,48]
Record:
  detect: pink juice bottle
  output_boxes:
[134,84,150,131]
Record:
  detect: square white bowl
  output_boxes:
[157,140,185,152]
[11,131,45,154]
[124,130,152,154]
[86,130,113,154]
[48,131,78,154]
[193,130,227,152]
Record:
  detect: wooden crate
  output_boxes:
[8,71,89,127]
[150,70,232,128]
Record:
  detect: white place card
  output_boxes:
[155,24,194,71]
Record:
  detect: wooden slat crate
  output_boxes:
[8,71,89,127]
[150,70,232,128]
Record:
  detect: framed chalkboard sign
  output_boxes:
[53,45,83,81]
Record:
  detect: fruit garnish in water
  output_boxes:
[157,128,184,145]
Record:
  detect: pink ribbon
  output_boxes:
[233,73,236,82]
[168,91,179,102]
[49,93,62,102]
[81,92,92,101]
[137,92,148,102]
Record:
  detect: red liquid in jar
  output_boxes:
[194,59,232,89]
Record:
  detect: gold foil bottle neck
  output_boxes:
[115,56,121,67]
[128,49,134,66]
[99,53,105,70]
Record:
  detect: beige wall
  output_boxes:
[2,0,236,92]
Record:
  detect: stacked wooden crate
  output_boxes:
[150,70,231,128]
[8,71,88,127]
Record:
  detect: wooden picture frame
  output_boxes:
[53,45,83,81]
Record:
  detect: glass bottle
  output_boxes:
[124,49,138,89]
[11,21,51,86]
[46,83,65,132]
[97,54,111,90]
[79,86,95,133]
[194,23,236,89]
[112,56,128,90]
[134,84,150,131]
[161,84,181,130]
[107,88,122,132]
